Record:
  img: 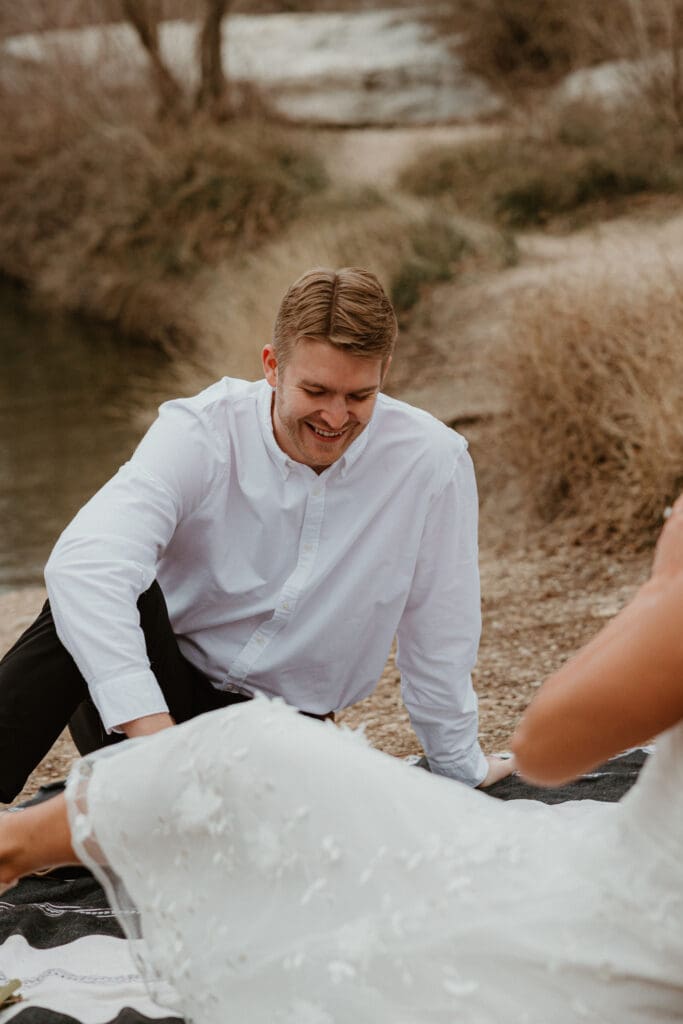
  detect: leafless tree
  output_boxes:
[661,0,683,125]
[120,0,233,120]
[121,0,184,117]
[195,0,233,117]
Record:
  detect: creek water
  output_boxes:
[0,279,178,593]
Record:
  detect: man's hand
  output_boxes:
[120,712,176,739]
[478,753,516,789]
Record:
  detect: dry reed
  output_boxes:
[500,260,683,545]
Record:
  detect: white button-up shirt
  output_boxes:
[45,377,487,785]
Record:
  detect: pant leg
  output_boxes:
[0,599,89,802]
[0,582,248,802]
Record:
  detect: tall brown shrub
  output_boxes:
[442,0,634,89]
[501,266,683,545]
[439,0,683,106]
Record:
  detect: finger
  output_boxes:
[664,494,683,519]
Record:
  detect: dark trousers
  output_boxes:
[0,582,248,803]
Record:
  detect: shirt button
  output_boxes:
[312,487,321,497]
[303,544,312,553]
[282,601,290,611]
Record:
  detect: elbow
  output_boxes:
[44,556,69,609]
[510,719,577,788]
[44,548,64,592]
[509,722,545,785]
[44,540,80,598]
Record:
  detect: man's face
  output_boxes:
[262,337,388,473]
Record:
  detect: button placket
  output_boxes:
[228,480,326,681]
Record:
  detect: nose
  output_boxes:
[320,395,348,429]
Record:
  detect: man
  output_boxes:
[0,267,513,803]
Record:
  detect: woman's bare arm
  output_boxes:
[512,499,683,786]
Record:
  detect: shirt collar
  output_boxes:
[257,381,292,480]
[256,379,374,481]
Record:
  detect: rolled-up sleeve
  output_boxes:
[396,447,487,787]
[44,401,221,732]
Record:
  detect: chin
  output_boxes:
[309,451,337,468]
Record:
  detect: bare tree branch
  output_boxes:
[195,0,231,117]
[121,0,184,117]
[667,1,683,125]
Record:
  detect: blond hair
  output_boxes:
[273,267,398,366]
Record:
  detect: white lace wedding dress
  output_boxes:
[66,698,683,1024]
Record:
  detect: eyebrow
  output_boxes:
[300,380,379,396]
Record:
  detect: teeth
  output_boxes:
[311,425,343,437]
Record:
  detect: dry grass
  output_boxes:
[166,197,514,388]
[0,40,330,348]
[499,264,683,545]
[0,15,518,372]
[441,0,683,94]
[398,98,683,229]
[0,30,513,357]
[420,2,683,230]
[442,0,617,89]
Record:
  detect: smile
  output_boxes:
[307,423,346,439]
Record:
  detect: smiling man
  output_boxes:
[0,267,513,803]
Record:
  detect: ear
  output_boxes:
[262,344,279,387]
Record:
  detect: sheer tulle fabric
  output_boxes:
[66,699,683,1024]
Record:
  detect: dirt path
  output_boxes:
[320,124,500,187]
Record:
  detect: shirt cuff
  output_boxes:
[89,670,170,733]
[427,744,489,787]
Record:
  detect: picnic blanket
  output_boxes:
[0,748,649,1024]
